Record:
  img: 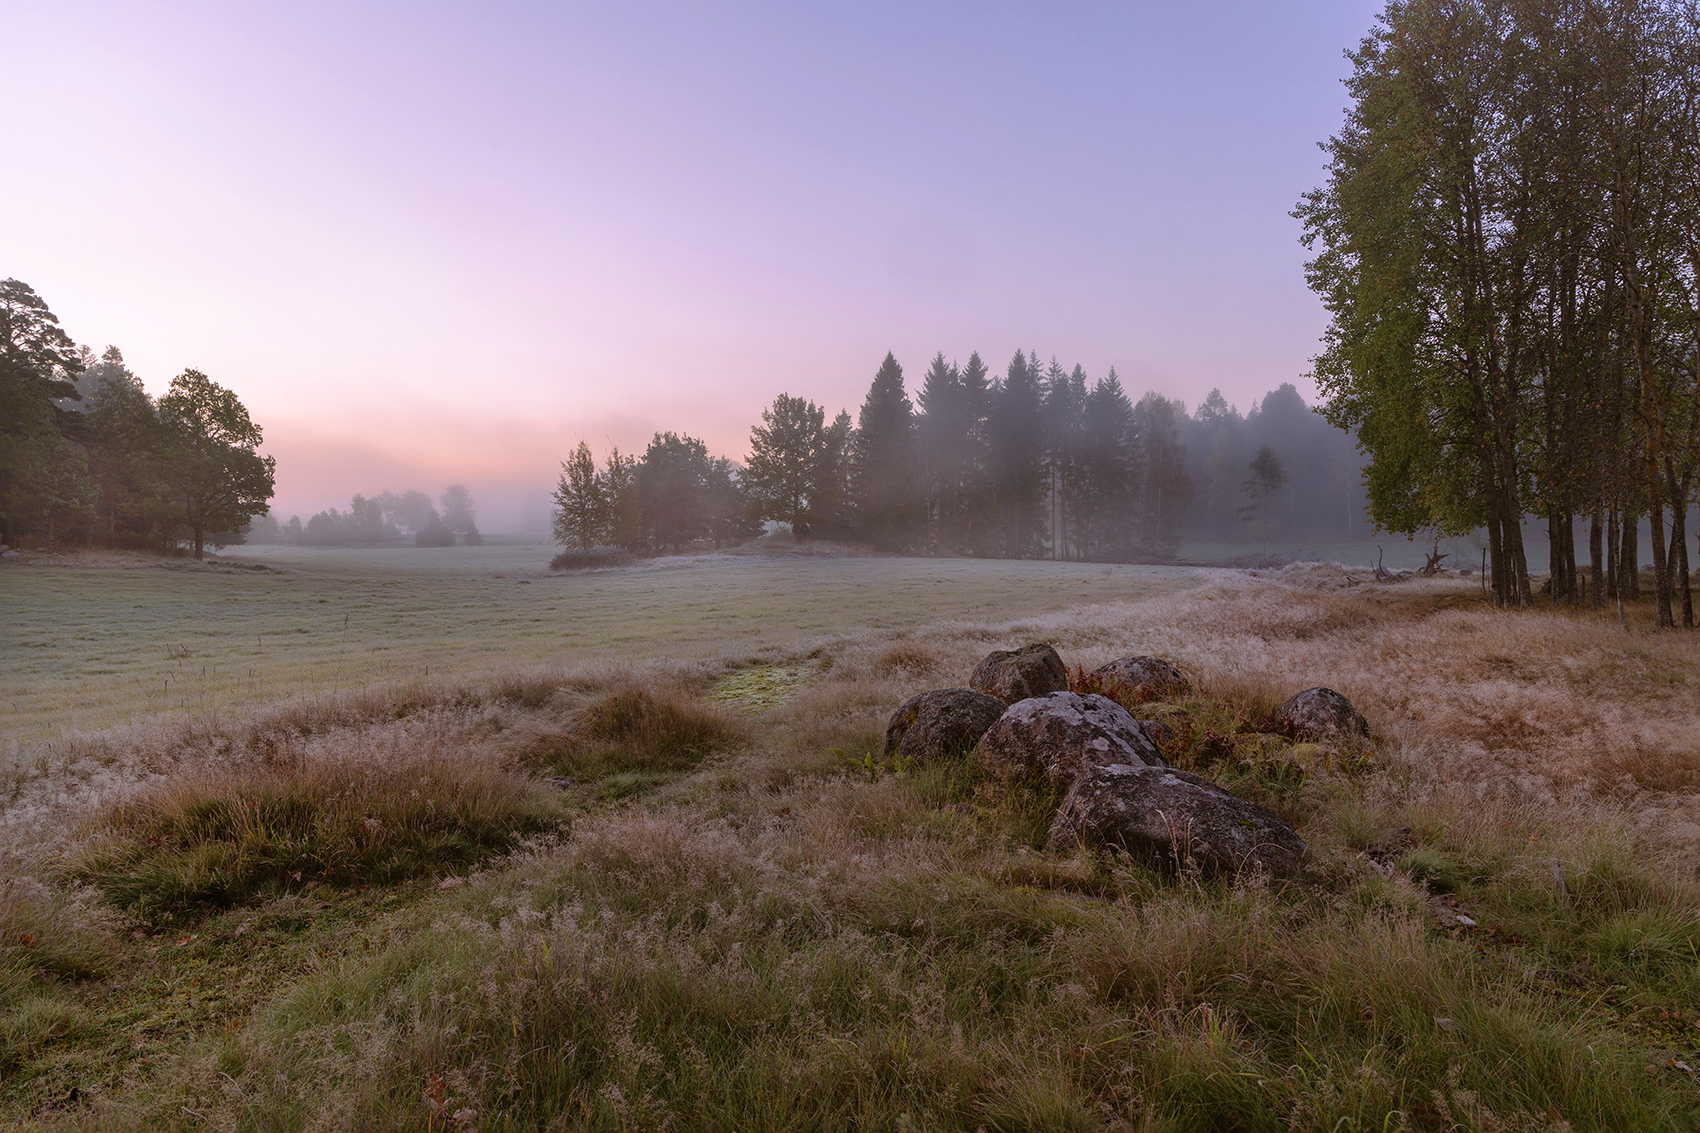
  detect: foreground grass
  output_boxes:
[3,568,1700,1128]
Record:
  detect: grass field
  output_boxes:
[5,551,1700,1129]
[1,541,1201,745]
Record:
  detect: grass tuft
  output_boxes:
[70,749,558,920]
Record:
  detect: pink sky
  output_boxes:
[3,1,1382,529]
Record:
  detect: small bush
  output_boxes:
[414,525,455,547]
[71,752,558,919]
[527,686,738,780]
[548,546,636,571]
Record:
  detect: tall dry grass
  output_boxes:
[67,721,561,920]
[9,567,1700,1128]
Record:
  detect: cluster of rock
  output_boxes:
[886,643,1370,881]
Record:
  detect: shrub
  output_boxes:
[549,546,636,570]
[527,686,739,782]
[71,751,559,919]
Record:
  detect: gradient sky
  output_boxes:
[4,1,1384,529]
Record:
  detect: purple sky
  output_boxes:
[4,1,1383,528]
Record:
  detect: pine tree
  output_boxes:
[849,353,920,550]
[988,350,1045,557]
[1130,392,1192,558]
[1040,358,1086,559]
[914,353,964,552]
[0,280,91,547]
[811,410,854,539]
[957,351,996,554]
[1079,369,1136,557]
[81,348,171,544]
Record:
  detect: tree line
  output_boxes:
[251,485,484,547]
[0,279,274,558]
[1300,0,1700,621]
[555,351,1368,561]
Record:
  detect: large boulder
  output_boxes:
[1048,762,1310,879]
[975,692,1164,787]
[1275,687,1368,740]
[969,643,1069,703]
[1089,655,1191,701]
[884,688,1007,763]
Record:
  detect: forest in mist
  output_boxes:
[548,350,1366,563]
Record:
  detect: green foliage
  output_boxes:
[851,352,922,550]
[156,369,277,559]
[528,686,739,781]
[71,759,557,920]
[744,392,831,534]
[551,440,608,550]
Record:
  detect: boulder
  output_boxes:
[1089,655,1191,700]
[1135,718,1174,752]
[969,643,1069,703]
[1047,762,1309,878]
[1275,687,1368,740]
[884,688,1007,763]
[975,691,1164,787]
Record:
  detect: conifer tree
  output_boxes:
[849,353,920,550]
[811,410,855,539]
[957,351,996,553]
[988,350,1045,557]
[915,353,965,552]
[1040,358,1086,559]
[1130,392,1192,557]
[1079,369,1136,557]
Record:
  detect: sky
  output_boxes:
[3,0,1385,530]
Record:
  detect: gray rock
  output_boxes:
[1047,762,1309,878]
[1089,655,1191,700]
[1275,687,1368,740]
[975,691,1164,787]
[969,643,1069,703]
[1135,718,1174,752]
[884,688,1007,763]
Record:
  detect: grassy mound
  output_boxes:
[71,751,558,920]
[527,686,740,789]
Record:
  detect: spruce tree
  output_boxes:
[811,410,854,539]
[914,353,964,552]
[849,353,920,550]
[957,351,996,554]
[1130,393,1192,558]
[988,350,1045,557]
[1080,369,1136,557]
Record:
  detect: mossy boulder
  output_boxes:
[975,691,1164,787]
[969,643,1068,703]
[1048,762,1309,878]
[1275,687,1368,740]
[884,688,1007,763]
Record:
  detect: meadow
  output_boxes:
[4,548,1700,1130]
[1,540,1197,745]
